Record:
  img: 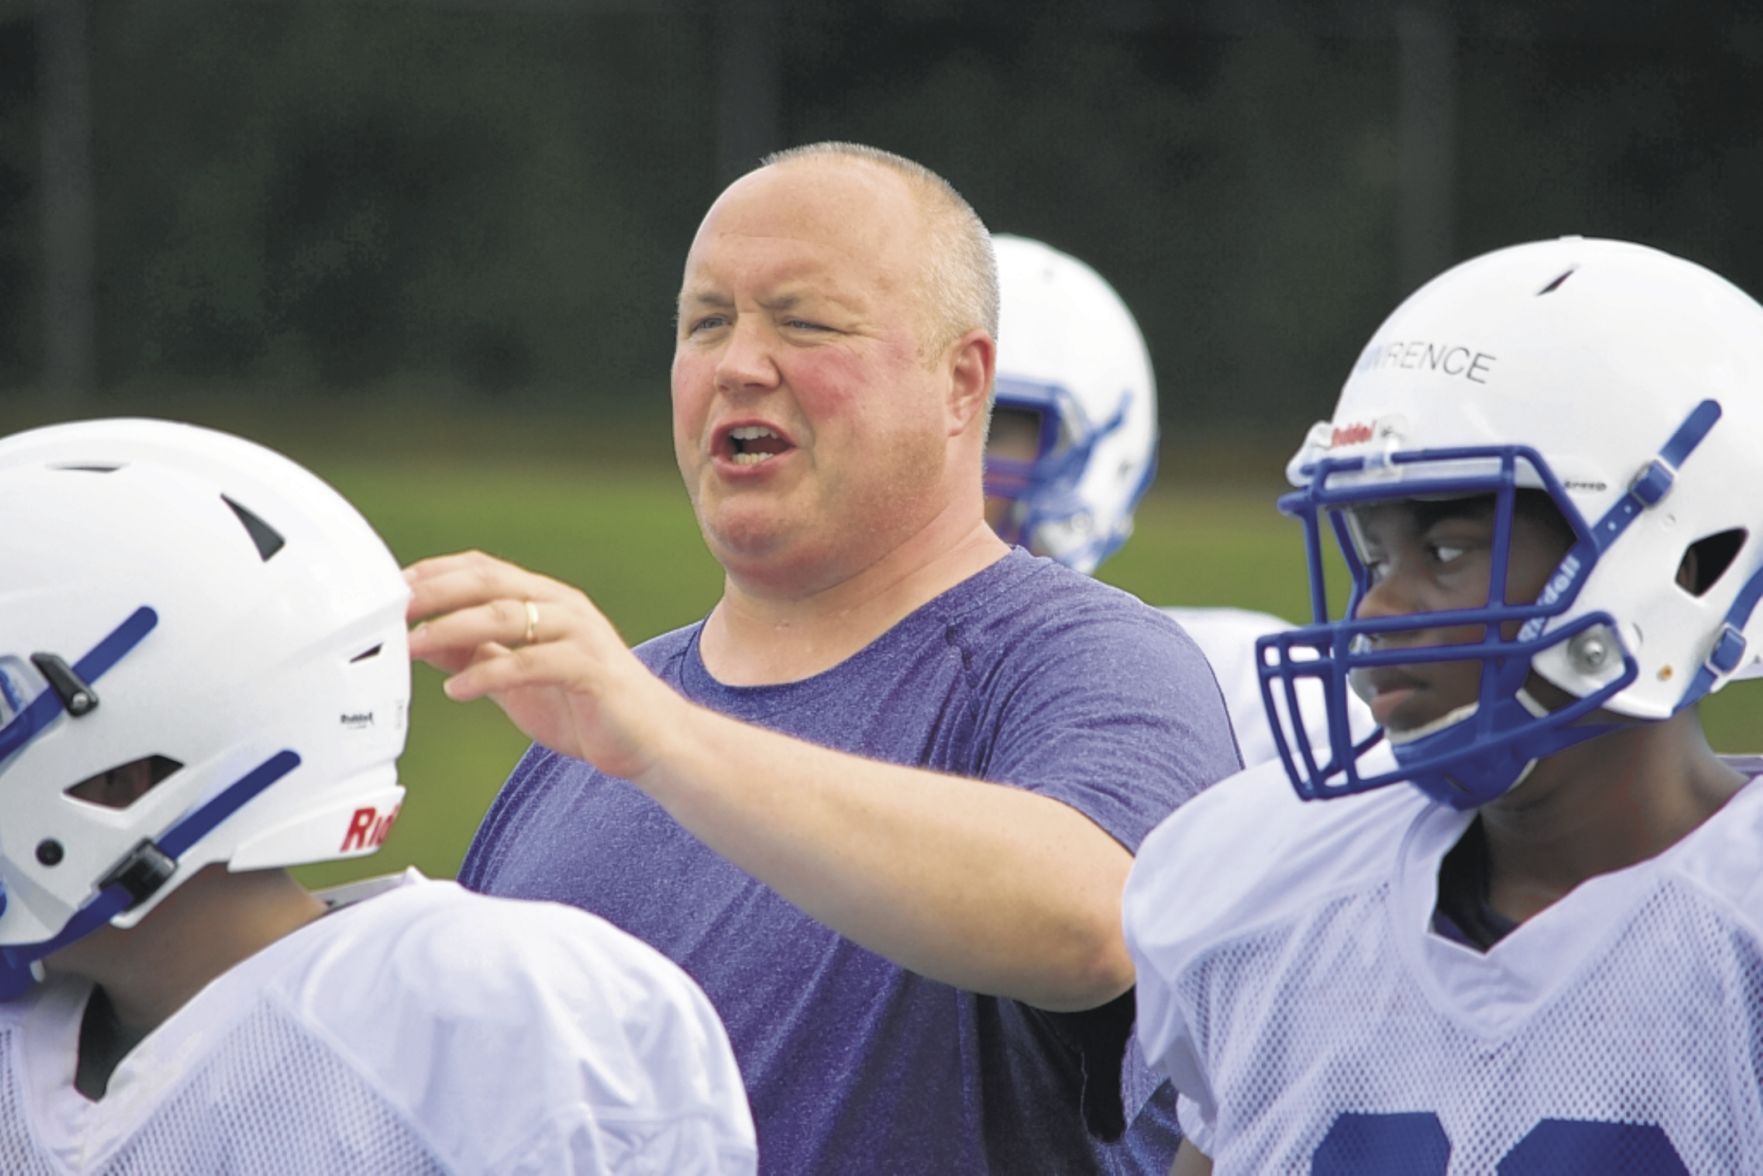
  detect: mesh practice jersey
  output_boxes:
[1124,756,1763,1175]
[1161,606,1373,770]
[0,874,756,1174]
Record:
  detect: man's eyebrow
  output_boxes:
[678,288,733,309]
[676,289,856,315]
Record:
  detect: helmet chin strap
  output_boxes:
[1488,689,1551,797]
[1386,700,1479,747]
[1398,686,1609,810]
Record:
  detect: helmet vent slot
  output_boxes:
[1681,528,1747,597]
[222,496,286,562]
[349,644,383,663]
[49,463,122,473]
[1536,266,1578,295]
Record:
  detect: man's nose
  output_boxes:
[714,319,782,393]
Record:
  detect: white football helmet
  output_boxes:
[984,234,1159,573]
[1261,237,1763,809]
[0,419,410,992]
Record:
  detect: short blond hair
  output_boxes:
[761,142,998,355]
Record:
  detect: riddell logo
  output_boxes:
[1517,552,1582,642]
[340,711,374,730]
[1330,423,1374,447]
[340,803,400,853]
[1536,552,1582,609]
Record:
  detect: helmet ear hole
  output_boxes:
[64,755,183,810]
[1679,529,1747,597]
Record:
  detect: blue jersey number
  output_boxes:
[1313,1112,1687,1174]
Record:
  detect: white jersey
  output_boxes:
[0,874,757,1175]
[1124,756,1763,1175]
[1161,606,1373,769]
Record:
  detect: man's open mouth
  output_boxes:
[725,426,792,466]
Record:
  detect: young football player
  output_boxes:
[0,419,756,1174]
[1125,237,1763,1173]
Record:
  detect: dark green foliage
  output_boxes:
[5,3,1762,431]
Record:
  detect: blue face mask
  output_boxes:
[1257,399,1722,810]
[983,376,1147,571]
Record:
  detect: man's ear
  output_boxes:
[945,329,996,437]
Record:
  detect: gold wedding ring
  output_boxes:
[522,599,540,647]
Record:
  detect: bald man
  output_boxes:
[408,143,1239,1174]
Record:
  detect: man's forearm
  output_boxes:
[633,699,1136,1010]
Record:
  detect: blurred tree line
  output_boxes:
[2,0,1760,442]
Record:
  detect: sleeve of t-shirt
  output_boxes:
[458,740,559,893]
[1165,605,1377,773]
[1162,607,1291,770]
[979,592,1243,854]
[969,586,1240,1140]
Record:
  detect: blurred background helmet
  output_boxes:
[0,419,410,981]
[984,234,1159,574]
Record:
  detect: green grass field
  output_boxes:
[279,446,1762,890]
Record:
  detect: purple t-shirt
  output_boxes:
[460,549,1240,1174]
